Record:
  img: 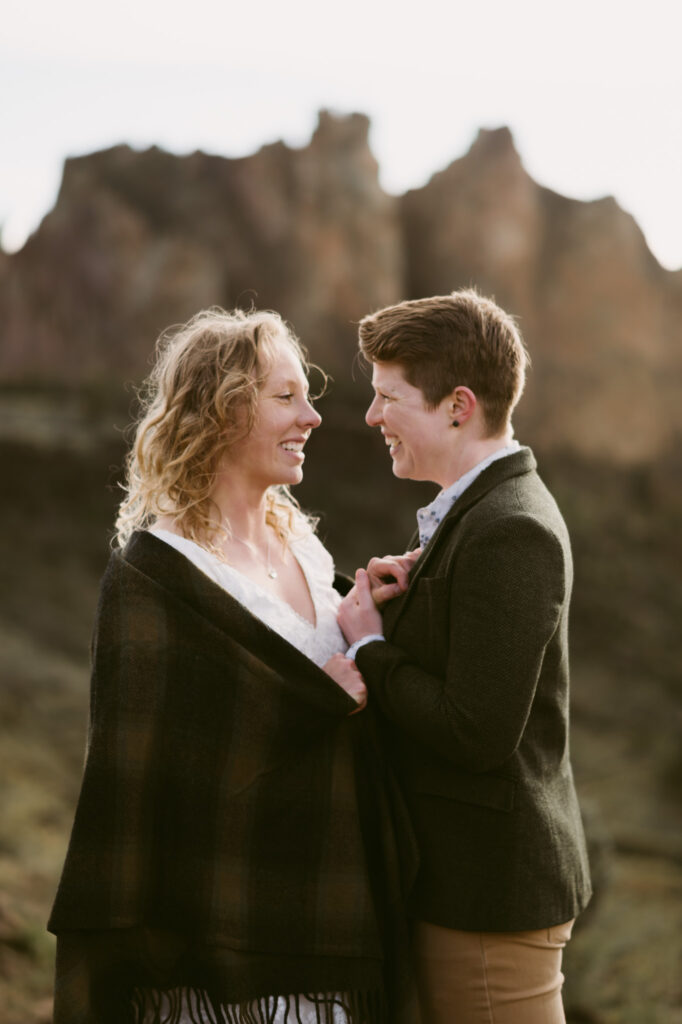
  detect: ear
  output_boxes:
[447,386,477,426]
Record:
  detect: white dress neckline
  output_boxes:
[150,527,347,668]
[155,529,318,628]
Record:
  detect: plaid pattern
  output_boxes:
[49,531,418,1022]
[357,448,593,932]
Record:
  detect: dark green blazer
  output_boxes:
[356,447,592,932]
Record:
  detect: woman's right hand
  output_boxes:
[323,654,368,713]
[366,547,422,607]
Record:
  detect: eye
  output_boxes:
[276,393,294,401]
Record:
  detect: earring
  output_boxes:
[452,420,460,428]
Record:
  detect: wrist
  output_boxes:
[346,633,385,661]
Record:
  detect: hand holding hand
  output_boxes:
[367,547,422,607]
[323,653,368,713]
[338,568,384,644]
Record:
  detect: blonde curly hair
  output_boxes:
[115,307,318,552]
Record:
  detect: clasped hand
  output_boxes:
[323,654,367,712]
[337,546,422,645]
[325,547,421,712]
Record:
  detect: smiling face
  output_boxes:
[366,361,456,486]
[223,337,321,494]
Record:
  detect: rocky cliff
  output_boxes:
[1,112,681,463]
[402,126,682,462]
[0,111,402,389]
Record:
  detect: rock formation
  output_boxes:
[401,126,682,462]
[1,113,680,462]
[0,111,403,390]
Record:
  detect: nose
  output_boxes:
[300,397,322,430]
[366,395,382,427]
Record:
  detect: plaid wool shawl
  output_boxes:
[48,531,418,1024]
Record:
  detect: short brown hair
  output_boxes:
[358,289,529,435]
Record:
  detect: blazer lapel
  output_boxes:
[383,447,536,638]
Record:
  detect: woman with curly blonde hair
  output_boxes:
[116,308,316,557]
[48,308,417,1024]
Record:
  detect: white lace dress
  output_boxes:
[147,527,350,1024]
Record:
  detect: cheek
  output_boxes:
[392,412,415,441]
[384,406,400,430]
[401,421,430,455]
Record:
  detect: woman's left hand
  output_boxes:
[338,569,384,644]
[323,653,368,712]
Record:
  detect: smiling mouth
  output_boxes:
[279,441,306,459]
[384,436,401,456]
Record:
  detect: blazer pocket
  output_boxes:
[408,762,516,813]
[413,575,450,603]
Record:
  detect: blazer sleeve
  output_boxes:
[356,514,567,772]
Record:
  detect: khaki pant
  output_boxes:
[413,918,575,1024]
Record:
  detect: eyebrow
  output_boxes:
[372,369,399,392]
[374,381,400,395]
[268,377,310,395]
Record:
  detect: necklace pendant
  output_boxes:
[267,569,278,580]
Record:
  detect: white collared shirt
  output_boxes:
[416,441,521,548]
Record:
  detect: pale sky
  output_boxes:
[2,0,682,269]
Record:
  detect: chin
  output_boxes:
[390,457,410,479]
[392,460,424,483]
